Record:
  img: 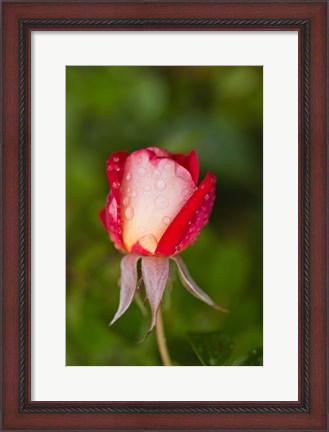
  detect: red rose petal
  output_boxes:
[121,149,194,254]
[105,151,129,249]
[179,185,215,252]
[99,207,108,230]
[155,172,216,256]
[106,151,129,200]
[172,150,199,185]
[146,147,170,158]
[130,241,153,256]
[100,193,126,251]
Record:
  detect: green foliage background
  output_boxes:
[66,66,263,366]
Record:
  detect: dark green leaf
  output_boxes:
[232,347,263,366]
[187,332,234,366]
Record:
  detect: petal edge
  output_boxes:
[155,172,216,256]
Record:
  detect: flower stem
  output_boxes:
[156,308,172,366]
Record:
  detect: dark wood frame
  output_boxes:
[2,1,327,431]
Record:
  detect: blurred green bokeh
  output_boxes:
[66,66,263,366]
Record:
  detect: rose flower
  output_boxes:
[100,147,227,335]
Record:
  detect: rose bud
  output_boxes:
[100,147,228,335]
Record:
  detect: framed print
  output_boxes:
[1,1,328,431]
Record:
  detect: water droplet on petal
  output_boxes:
[125,207,134,220]
[154,169,160,177]
[155,179,166,191]
[162,216,171,225]
[117,227,122,235]
[175,245,181,252]
[139,234,158,252]
[109,204,116,216]
[137,167,147,176]
[154,196,169,209]
[113,157,119,162]
[122,196,130,206]
[164,163,171,171]
[144,185,151,192]
[204,194,209,201]
[107,165,113,171]
[112,181,120,189]
[126,172,132,181]
[176,165,191,181]
[114,165,120,172]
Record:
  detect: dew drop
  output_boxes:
[164,163,171,171]
[188,221,192,225]
[155,196,169,209]
[109,205,116,216]
[113,157,119,163]
[122,196,130,206]
[154,169,161,177]
[204,194,209,201]
[139,234,158,252]
[117,227,122,235]
[126,172,132,181]
[125,207,134,220]
[137,167,147,176]
[162,216,171,225]
[196,210,200,214]
[144,185,151,192]
[112,181,120,189]
[155,179,166,191]
[107,165,113,171]
[176,165,190,181]
[114,165,120,172]
[175,245,181,252]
